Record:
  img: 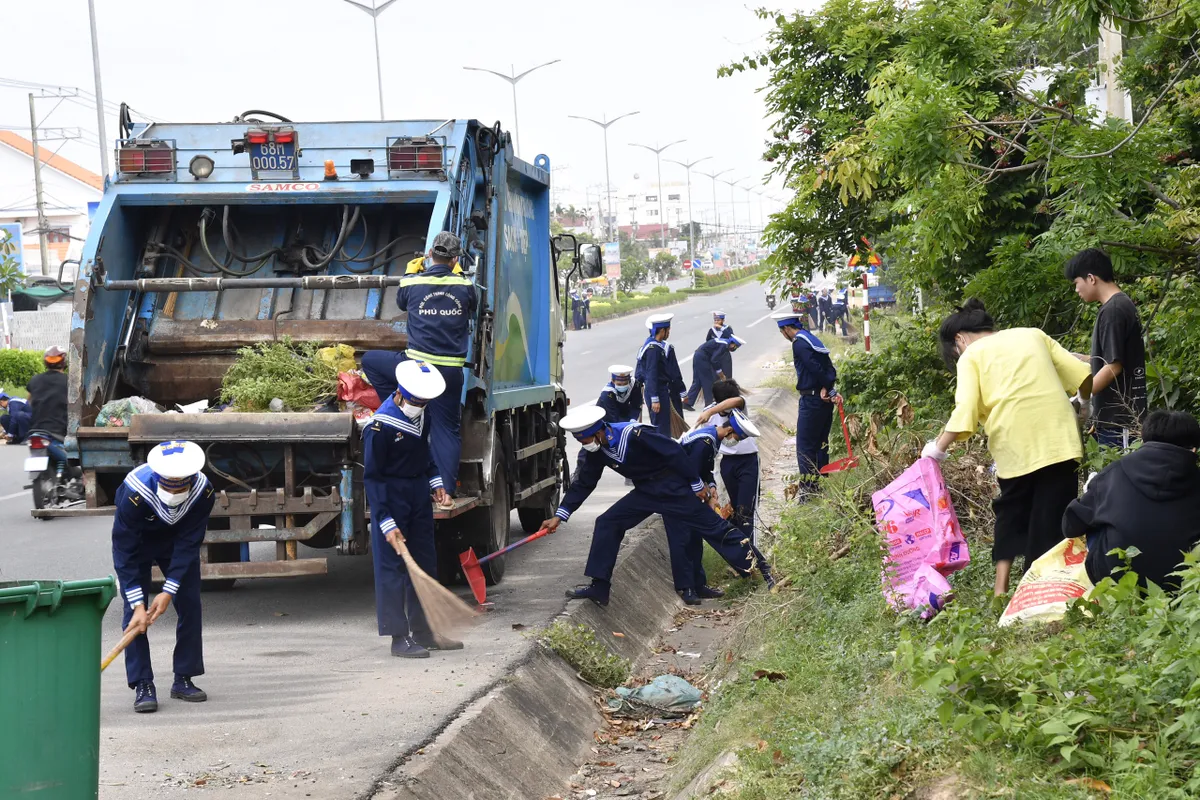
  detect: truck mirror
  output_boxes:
[579,244,604,279]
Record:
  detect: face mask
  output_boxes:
[612,383,632,397]
[401,402,425,420]
[158,486,189,507]
[580,441,601,453]
[724,435,740,446]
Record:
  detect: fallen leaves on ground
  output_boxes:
[752,669,787,682]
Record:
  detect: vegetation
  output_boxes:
[0,349,44,388]
[219,340,339,411]
[543,620,631,689]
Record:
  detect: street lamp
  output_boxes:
[697,168,731,248]
[568,111,640,242]
[718,176,751,256]
[86,0,109,179]
[463,60,560,157]
[666,156,711,260]
[629,140,684,248]
[340,0,400,120]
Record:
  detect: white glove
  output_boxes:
[922,441,948,462]
[1072,393,1091,422]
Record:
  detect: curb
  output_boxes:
[367,391,797,800]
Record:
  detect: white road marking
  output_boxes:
[580,350,592,356]
[747,311,775,328]
[678,354,694,365]
[0,490,30,502]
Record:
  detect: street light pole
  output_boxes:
[86,0,109,180]
[666,156,710,260]
[464,60,560,157]
[630,140,684,248]
[697,169,730,250]
[717,176,750,258]
[568,111,640,242]
[341,0,400,120]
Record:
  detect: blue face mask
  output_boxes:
[612,383,632,398]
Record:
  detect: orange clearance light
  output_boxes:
[324,160,338,180]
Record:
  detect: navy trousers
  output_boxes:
[362,350,465,494]
[2,409,30,443]
[672,499,756,589]
[684,363,717,408]
[120,541,203,688]
[366,476,437,637]
[583,482,703,590]
[645,387,681,438]
[720,452,759,541]
[796,395,834,492]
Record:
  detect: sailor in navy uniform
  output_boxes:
[636,313,686,438]
[543,406,748,606]
[683,335,743,410]
[596,364,643,424]
[112,440,214,713]
[0,389,31,443]
[704,311,736,380]
[364,359,462,658]
[677,411,773,593]
[772,310,838,497]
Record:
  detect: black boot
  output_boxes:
[565,579,610,607]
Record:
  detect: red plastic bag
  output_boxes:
[337,372,381,411]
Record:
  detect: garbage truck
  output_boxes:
[47,109,603,587]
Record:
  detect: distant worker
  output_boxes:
[831,286,849,336]
[636,313,686,437]
[805,290,820,330]
[705,311,735,341]
[27,346,70,474]
[772,310,837,499]
[597,364,643,424]
[362,232,476,507]
[545,406,747,606]
[0,388,31,443]
[112,440,215,713]
[363,360,461,659]
[683,335,744,410]
[817,290,833,333]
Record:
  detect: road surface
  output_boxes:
[0,278,786,799]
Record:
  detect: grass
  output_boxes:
[542,620,631,689]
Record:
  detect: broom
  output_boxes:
[390,537,480,635]
[670,403,689,438]
[101,627,141,672]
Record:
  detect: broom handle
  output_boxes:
[836,396,854,457]
[478,528,550,566]
[101,627,141,672]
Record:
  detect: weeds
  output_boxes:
[542,620,631,689]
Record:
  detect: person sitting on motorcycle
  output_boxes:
[27,346,70,474]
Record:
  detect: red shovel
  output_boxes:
[820,395,860,474]
[459,527,553,605]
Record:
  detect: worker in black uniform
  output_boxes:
[363,359,462,658]
[112,440,215,713]
[636,313,686,437]
[683,335,744,410]
[772,310,837,499]
[545,406,750,606]
[361,232,476,507]
[0,389,31,443]
[26,345,71,474]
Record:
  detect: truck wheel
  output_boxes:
[517,507,547,535]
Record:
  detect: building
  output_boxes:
[0,131,104,280]
[614,177,688,242]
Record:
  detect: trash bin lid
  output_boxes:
[0,577,116,618]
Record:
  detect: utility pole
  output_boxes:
[87,0,110,179]
[568,111,640,242]
[28,94,50,277]
[1098,20,1133,122]
[463,60,560,157]
[630,140,684,248]
[666,156,710,260]
[698,169,730,251]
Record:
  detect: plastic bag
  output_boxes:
[873,458,969,611]
[337,371,381,411]
[318,344,357,375]
[609,675,702,718]
[999,537,1094,627]
[95,396,162,428]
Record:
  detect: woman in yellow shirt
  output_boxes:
[923,300,1092,595]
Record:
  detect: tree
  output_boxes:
[618,258,648,294]
[727,0,1200,410]
[651,251,678,284]
[0,229,24,300]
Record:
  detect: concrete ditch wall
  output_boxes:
[368,389,796,800]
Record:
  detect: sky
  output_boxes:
[0,0,816,226]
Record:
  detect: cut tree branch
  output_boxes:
[1144,180,1183,210]
[1099,239,1195,257]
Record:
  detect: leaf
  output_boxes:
[752,669,787,682]
[1064,777,1111,793]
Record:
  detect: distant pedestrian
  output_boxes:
[1064,248,1147,449]
[771,310,837,499]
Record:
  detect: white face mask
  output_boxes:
[401,402,425,420]
[580,441,601,453]
[157,486,189,506]
[724,435,740,446]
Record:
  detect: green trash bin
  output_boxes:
[0,577,116,799]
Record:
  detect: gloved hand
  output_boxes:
[1072,392,1090,423]
[921,441,948,462]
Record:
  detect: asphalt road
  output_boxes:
[0,278,786,799]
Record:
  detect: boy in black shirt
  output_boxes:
[1064,248,1147,448]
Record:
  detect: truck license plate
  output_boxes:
[24,456,48,473]
[249,140,298,180]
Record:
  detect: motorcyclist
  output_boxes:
[27,346,70,474]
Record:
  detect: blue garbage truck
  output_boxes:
[49,110,602,587]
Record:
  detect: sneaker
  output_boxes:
[391,635,430,659]
[698,585,725,599]
[412,632,464,651]
[760,563,776,590]
[170,676,208,702]
[680,588,702,606]
[682,403,696,412]
[133,680,158,713]
[565,580,610,607]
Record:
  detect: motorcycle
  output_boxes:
[25,431,85,514]
[766,293,777,310]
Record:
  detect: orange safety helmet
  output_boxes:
[43,345,66,367]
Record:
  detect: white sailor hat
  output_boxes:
[726,410,760,440]
[646,312,674,331]
[609,364,634,378]
[394,360,447,401]
[771,310,806,328]
[560,405,608,439]
[148,440,206,481]
[712,310,726,318]
[729,335,746,347]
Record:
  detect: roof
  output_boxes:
[0,131,104,191]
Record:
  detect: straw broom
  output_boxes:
[670,404,689,438]
[390,538,479,635]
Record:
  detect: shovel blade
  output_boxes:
[820,456,860,475]
[458,548,487,606]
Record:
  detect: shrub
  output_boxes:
[651,285,670,295]
[543,620,630,688]
[0,349,45,388]
[616,291,632,301]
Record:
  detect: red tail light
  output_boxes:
[387,137,443,173]
[28,436,47,450]
[273,130,295,144]
[246,129,269,145]
[116,140,176,175]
